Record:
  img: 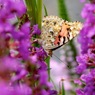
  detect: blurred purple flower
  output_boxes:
[0,0,57,94]
[49,90,58,95]
[76,89,84,95]
[0,0,26,19]
[88,48,95,60]
[76,54,87,73]
[29,54,38,63]
[11,22,31,59]
[39,70,48,85]
[12,22,30,40]
[11,69,28,82]
[0,81,32,95]
[32,24,41,35]
[76,1,95,95]
[13,84,32,95]
[35,47,47,59]
[41,89,49,95]
[0,56,23,71]
[74,79,82,85]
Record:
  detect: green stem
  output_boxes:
[50,77,57,90]
[62,81,65,95]
[25,0,37,25]
[37,0,42,29]
[45,56,50,81]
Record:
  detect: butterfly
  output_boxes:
[40,16,83,56]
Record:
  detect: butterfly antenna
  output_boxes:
[53,53,70,69]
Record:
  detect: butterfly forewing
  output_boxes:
[41,16,82,55]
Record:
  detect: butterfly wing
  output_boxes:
[41,16,64,50]
[41,16,82,51]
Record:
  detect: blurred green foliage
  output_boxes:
[25,0,42,29]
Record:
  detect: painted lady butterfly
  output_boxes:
[41,16,82,56]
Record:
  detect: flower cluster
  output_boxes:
[75,0,95,95]
[0,0,57,95]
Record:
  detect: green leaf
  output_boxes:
[57,0,70,21]
[43,4,48,16]
[25,0,37,25]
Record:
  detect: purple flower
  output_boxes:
[78,27,91,54]
[41,89,49,95]
[35,47,47,59]
[79,70,95,94]
[32,24,41,35]
[76,54,87,73]
[0,0,26,19]
[11,69,28,82]
[88,48,95,61]
[13,22,30,40]
[18,39,30,59]
[0,56,23,71]
[81,3,95,19]
[11,22,31,59]
[76,1,95,95]
[76,89,84,95]
[39,70,48,85]
[38,60,47,70]
[13,84,32,95]
[0,0,57,94]
[74,79,82,85]
[49,90,58,95]
[0,81,32,95]
[0,82,13,95]
[8,0,26,17]
[29,54,38,64]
